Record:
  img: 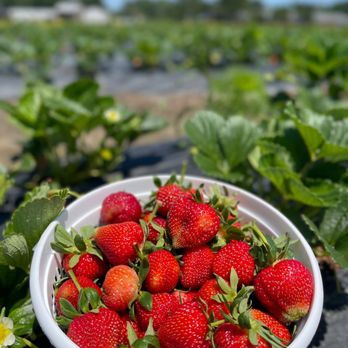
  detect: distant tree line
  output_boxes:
[0,0,99,6]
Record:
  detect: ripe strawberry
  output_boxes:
[251,309,291,345]
[158,301,210,348]
[67,308,127,348]
[120,313,144,338]
[62,253,107,280]
[213,309,291,348]
[143,212,167,244]
[144,249,180,293]
[254,259,314,323]
[55,276,102,316]
[172,290,198,305]
[135,293,179,331]
[181,245,215,289]
[156,184,193,216]
[208,303,229,321]
[214,323,269,348]
[95,222,144,265]
[100,192,142,224]
[213,240,255,285]
[102,265,139,312]
[168,197,220,248]
[198,279,222,306]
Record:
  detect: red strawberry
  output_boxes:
[67,308,127,348]
[172,290,198,305]
[156,184,193,216]
[158,301,211,348]
[62,253,107,280]
[95,222,144,265]
[254,259,314,323]
[198,279,222,306]
[252,309,291,345]
[213,240,255,286]
[213,309,291,348]
[55,276,102,316]
[168,197,220,248]
[181,245,215,289]
[208,302,229,321]
[143,213,167,244]
[144,249,180,293]
[120,313,144,338]
[135,293,179,331]
[102,265,139,312]
[214,323,268,348]
[100,192,142,224]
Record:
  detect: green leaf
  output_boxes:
[303,196,348,267]
[219,116,259,168]
[185,111,225,161]
[139,291,152,311]
[80,226,96,239]
[0,171,13,206]
[249,141,342,207]
[288,106,348,162]
[69,254,80,269]
[127,322,139,346]
[0,234,30,272]
[74,234,86,252]
[138,257,150,285]
[9,298,35,337]
[78,288,101,313]
[12,196,66,251]
[59,298,81,319]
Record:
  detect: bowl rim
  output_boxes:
[30,174,323,348]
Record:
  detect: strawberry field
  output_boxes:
[0,20,348,348]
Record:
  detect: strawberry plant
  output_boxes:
[0,183,71,347]
[185,105,348,268]
[0,79,165,186]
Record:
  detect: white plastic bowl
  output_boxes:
[30,175,323,348]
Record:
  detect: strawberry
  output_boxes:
[143,212,167,244]
[120,313,144,339]
[214,323,269,348]
[144,249,180,293]
[51,225,106,280]
[67,308,127,348]
[102,265,139,312]
[158,301,211,348]
[208,302,229,321]
[172,290,198,305]
[62,253,107,280]
[198,279,222,306]
[213,240,255,285]
[213,309,291,348]
[156,184,193,216]
[254,259,314,323]
[55,276,102,316]
[251,309,291,345]
[135,293,179,331]
[167,197,220,249]
[100,191,142,224]
[95,222,144,265]
[181,245,215,289]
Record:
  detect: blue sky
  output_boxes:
[103,0,346,11]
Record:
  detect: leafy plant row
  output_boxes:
[185,105,348,268]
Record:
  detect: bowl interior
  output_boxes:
[30,175,323,348]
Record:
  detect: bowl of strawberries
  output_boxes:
[30,174,323,348]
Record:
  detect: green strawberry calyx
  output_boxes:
[51,224,104,268]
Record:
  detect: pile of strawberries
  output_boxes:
[51,176,314,348]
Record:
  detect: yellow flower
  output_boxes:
[100,149,113,162]
[0,315,15,347]
[104,109,121,123]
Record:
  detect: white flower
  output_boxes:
[104,109,121,123]
[0,316,15,347]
